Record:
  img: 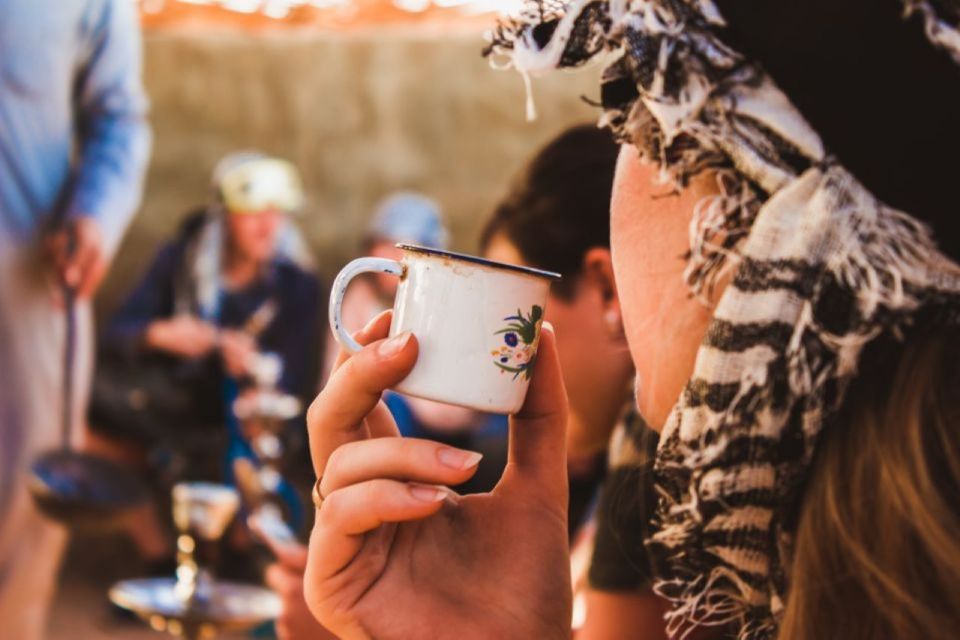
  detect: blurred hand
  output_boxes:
[220,330,257,379]
[144,316,218,358]
[303,311,572,639]
[263,541,338,640]
[46,216,107,300]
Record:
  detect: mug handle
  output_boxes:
[329,257,405,354]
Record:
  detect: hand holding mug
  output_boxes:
[303,311,572,639]
[261,540,337,640]
[330,244,560,414]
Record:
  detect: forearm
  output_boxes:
[68,112,151,257]
[101,317,157,358]
[67,0,152,258]
[104,261,176,357]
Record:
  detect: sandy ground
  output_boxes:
[48,532,258,640]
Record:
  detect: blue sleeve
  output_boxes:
[67,0,152,256]
[101,242,179,357]
[384,393,419,438]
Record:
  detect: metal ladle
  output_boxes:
[27,233,146,529]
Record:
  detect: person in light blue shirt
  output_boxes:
[0,0,151,262]
[0,2,150,637]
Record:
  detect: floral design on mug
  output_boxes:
[491,305,543,380]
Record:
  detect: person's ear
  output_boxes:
[582,247,624,340]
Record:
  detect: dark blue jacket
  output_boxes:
[99,213,324,428]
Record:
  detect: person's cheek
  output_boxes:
[265,225,281,256]
[613,230,714,430]
[374,273,399,297]
[610,158,689,428]
[640,282,713,430]
[610,204,650,415]
[266,214,284,240]
[241,220,259,253]
[617,273,666,427]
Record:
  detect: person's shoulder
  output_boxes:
[81,0,136,34]
[176,209,211,238]
[274,260,321,290]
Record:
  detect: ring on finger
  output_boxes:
[312,476,326,509]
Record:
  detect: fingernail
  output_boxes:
[408,484,446,503]
[437,448,483,470]
[542,321,555,333]
[377,331,412,358]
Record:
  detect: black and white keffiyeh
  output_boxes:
[487,1,960,637]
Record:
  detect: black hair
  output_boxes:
[715,0,960,261]
[481,124,620,298]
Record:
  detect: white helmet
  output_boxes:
[212,151,304,215]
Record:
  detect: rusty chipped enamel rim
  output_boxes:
[396,243,562,281]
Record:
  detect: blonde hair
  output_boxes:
[780,331,960,640]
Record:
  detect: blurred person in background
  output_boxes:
[481,124,667,637]
[86,153,323,569]
[0,1,151,637]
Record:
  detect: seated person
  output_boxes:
[87,152,323,564]
[481,124,666,637]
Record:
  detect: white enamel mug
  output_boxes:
[329,243,561,414]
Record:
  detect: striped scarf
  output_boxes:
[486,1,960,636]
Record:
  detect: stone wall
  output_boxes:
[100,26,601,313]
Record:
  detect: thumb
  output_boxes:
[504,323,569,496]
